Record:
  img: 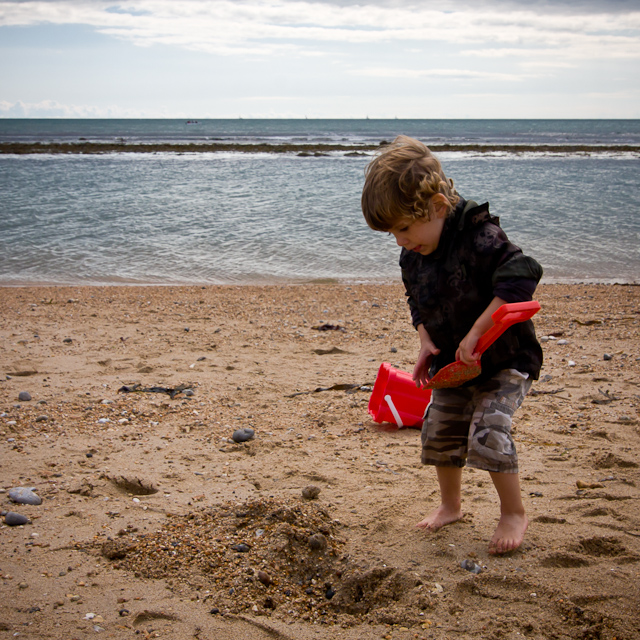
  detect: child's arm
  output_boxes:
[456,296,507,365]
[413,324,441,387]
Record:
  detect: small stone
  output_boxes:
[119,609,130,616]
[4,512,30,526]
[461,558,482,574]
[8,487,42,505]
[18,391,32,402]
[390,347,397,353]
[63,338,73,344]
[576,480,604,489]
[185,389,195,396]
[232,428,255,443]
[308,533,327,551]
[35,415,49,422]
[557,339,569,345]
[603,353,613,360]
[231,543,251,553]
[325,586,336,600]
[257,570,272,585]
[302,485,321,500]
[18,582,29,590]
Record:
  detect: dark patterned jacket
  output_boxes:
[400,198,543,384]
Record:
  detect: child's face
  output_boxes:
[389,215,446,255]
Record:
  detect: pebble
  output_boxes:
[232,427,255,443]
[576,480,604,489]
[18,391,32,402]
[9,487,42,505]
[603,353,613,360]
[231,543,251,553]
[4,511,31,526]
[257,570,272,585]
[308,533,328,551]
[461,559,482,574]
[302,485,321,500]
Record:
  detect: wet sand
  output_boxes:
[1,283,639,639]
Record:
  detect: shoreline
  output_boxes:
[3,141,640,155]
[2,278,639,288]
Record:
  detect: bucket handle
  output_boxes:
[384,395,403,428]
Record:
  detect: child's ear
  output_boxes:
[431,194,449,219]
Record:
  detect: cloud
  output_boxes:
[0,99,156,118]
[355,67,530,82]
[0,0,638,61]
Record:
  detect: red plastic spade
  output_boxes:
[424,300,541,389]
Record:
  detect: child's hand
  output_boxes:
[456,329,483,365]
[456,296,507,365]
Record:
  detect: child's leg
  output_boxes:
[416,465,463,531]
[465,369,532,552]
[488,471,528,555]
[418,386,472,532]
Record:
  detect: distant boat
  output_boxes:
[185,120,200,125]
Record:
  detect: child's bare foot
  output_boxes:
[488,513,528,555]
[416,504,463,532]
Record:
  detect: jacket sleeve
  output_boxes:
[492,253,543,303]
[402,271,423,328]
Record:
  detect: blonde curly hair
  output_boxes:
[361,135,460,231]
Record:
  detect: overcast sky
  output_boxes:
[1,0,639,119]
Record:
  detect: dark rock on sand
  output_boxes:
[8,487,42,505]
[4,511,31,526]
[309,533,328,551]
[232,428,255,443]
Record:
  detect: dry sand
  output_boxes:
[1,283,639,640]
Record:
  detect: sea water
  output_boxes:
[0,119,638,285]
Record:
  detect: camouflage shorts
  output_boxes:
[421,369,532,473]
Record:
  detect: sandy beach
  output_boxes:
[1,282,639,640]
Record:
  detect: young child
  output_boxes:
[362,136,543,554]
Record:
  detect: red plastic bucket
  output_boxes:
[368,362,432,428]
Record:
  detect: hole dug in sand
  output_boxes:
[106,475,159,496]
